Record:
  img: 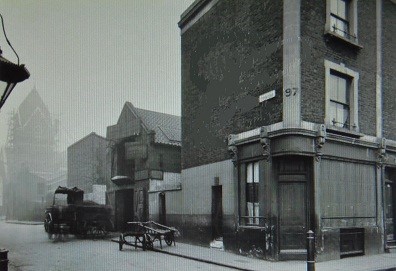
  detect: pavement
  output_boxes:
[153,241,396,271]
[3,219,396,271]
[5,220,43,225]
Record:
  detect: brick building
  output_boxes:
[176,0,396,262]
[67,132,108,193]
[106,102,181,230]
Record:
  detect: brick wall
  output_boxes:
[181,0,283,169]
[67,134,108,193]
[382,0,396,141]
[300,0,377,136]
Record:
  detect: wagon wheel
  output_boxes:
[119,235,123,251]
[44,213,54,238]
[76,221,88,238]
[164,233,174,246]
[94,225,108,238]
[97,221,109,237]
[144,234,154,250]
[44,214,50,232]
[87,222,108,238]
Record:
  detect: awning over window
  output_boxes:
[111,175,133,186]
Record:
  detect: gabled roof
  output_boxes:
[120,102,181,146]
[17,88,50,127]
[68,132,108,150]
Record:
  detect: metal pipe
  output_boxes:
[307,230,315,271]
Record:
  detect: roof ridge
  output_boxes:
[135,107,180,118]
[67,132,108,149]
[124,102,149,132]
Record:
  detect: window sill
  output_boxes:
[326,125,363,138]
[324,31,363,50]
[238,225,266,230]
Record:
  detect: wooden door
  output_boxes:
[115,189,134,231]
[123,189,134,226]
[385,180,396,243]
[159,193,166,225]
[279,180,307,250]
[211,185,223,239]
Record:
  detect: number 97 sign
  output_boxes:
[284,87,298,97]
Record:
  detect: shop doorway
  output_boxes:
[279,177,307,250]
[159,192,166,225]
[211,185,223,239]
[385,169,396,246]
[276,156,311,255]
[115,189,134,231]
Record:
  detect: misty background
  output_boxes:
[0,0,194,151]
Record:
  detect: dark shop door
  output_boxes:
[385,171,396,245]
[159,192,166,225]
[115,189,134,231]
[279,180,307,250]
[123,189,134,227]
[211,185,223,239]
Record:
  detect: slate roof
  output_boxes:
[125,102,181,146]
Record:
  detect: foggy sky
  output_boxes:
[0,0,194,151]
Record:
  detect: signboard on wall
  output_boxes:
[259,90,276,103]
[125,143,147,159]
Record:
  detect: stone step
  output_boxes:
[386,242,396,253]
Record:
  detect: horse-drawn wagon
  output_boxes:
[44,186,113,239]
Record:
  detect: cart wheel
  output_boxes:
[76,221,88,238]
[44,219,48,232]
[164,234,173,246]
[44,213,54,237]
[92,225,107,238]
[119,235,123,251]
[145,235,154,250]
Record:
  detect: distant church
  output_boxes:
[2,88,63,220]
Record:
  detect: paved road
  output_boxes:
[0,221,231,271]
[2,221,396,271]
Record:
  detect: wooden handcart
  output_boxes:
[112,221,177,251]
[138,221,177,249]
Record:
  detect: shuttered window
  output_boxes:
[330,0,350,38]
[324,59,359,132]
[326,0,358,43]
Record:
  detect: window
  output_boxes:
[329,71,351,128]
[330,0,350,38]
[245,161,260,225]
[385,183,393,220]
[325,60,359,132]
[326,0,358,43]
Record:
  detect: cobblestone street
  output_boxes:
[0,221,232,271]
[1,220,396,271]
